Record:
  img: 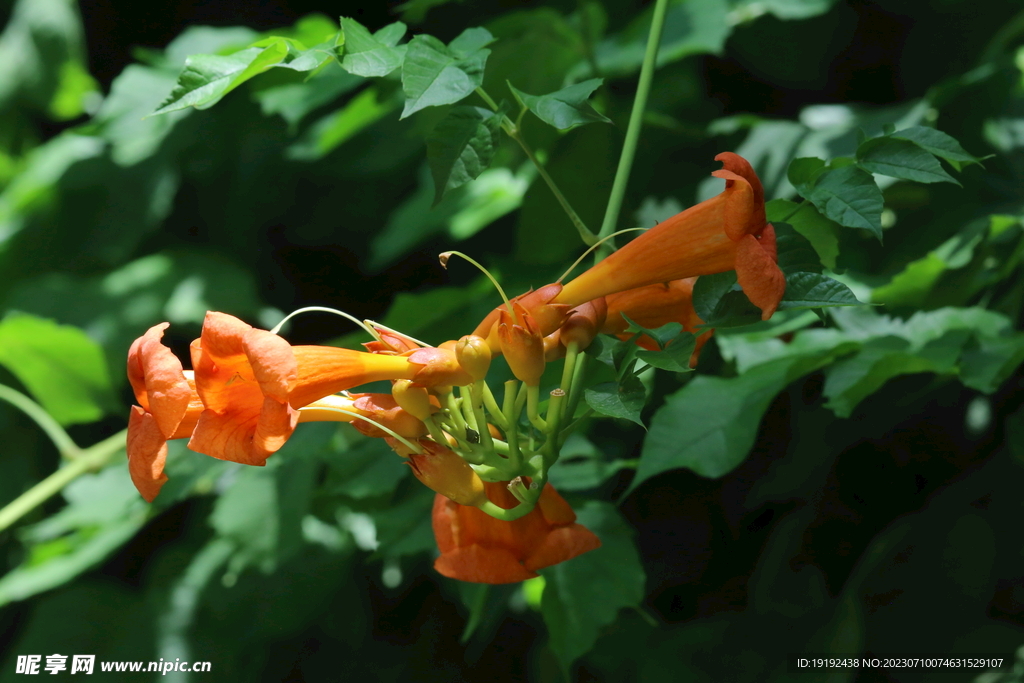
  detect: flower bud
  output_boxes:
[350,393,427,438]
[497,303,546,386]
[455,335,491,381]
[406,346,475,387]
[473,283,571,352]
[391,380,435,421]
[409,440,487,506]
[560,298,607,350]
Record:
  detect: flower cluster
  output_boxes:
[126,153,781,583]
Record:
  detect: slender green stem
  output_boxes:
[564,352,589,425]
[467,382,494,451]
[511,132,598,246]
[503,380,523,472]
[0,384,80,458]
[544,391,566,468]
[440,251,514,318]
[480,381,509,431]
[477,497,537,522]
[526,385,547,432]
[0,429,127,533]
[595,0,670,261]
[476,86,598,246]
[560,342,580,397]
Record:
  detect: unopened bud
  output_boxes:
[409,440,487,506]
[350,393,427,438]
[560,298,607,350]
[455,335,491,381]
[407,346,474,388]
[391,380,434,421]
[497,303,546,386]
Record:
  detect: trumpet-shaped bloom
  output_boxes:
[602,278,713,366]
[555,153,785,320]
[126,313,428,500]
[188,312,417,465]
[432,481,601,584]
[127,323,204,502]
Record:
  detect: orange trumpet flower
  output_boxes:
[125,313,439,501]
[555,152,785,320]
[602,278,713,367]
[432,480,601,584]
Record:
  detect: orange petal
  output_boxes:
[711,169,756,241]
[187,396,298,466]
[244,328,298,403]
[433,544,538,584]
[291,346,415,408]
[127,323,192,439]
[735,231,786,320]
[536,483,577,525]
[126,406,169,503]
[523,524,602,572]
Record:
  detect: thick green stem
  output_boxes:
[0,429,127,533]
[0,384,80,458]
[595,0,670,261]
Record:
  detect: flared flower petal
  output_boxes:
[555,152,785,319]
[432,481,601,584]
[187,312,419,465]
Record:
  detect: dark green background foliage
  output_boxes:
[1,0,1024,681]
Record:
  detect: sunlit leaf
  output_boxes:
[339,17,405,77]
[857,136,959,185]
[426,106,501,205]
[0,314,115,425]
[400,28,493,118]
[509,78,610,130]
[778,272,862,309]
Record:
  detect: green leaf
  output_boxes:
[425,106,501,205]
[633,352,838,487]
[787,157,827,191]
[540,502,645,674]
[547,435,637,491]
[339,17,405,77]
[778,272,862,309]
[400,29,493,118]
[0,467,145,607]
[801,165,884,239]
[0,314,114,425]
[766,199,840,270]
[692,271,739,322]
[635,333,697,372]
[508,78,611,130]
[584,375,645,426]
[324,436,410,499]
[821,336,952,418]
[773,222,822,274]
[576,0,731,79]
[619,314,682,349]
[856,136,959,185]
[151,44,287,115]
[956,334,1024,394]
[891,125,982,171]
[691,271,763,328]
